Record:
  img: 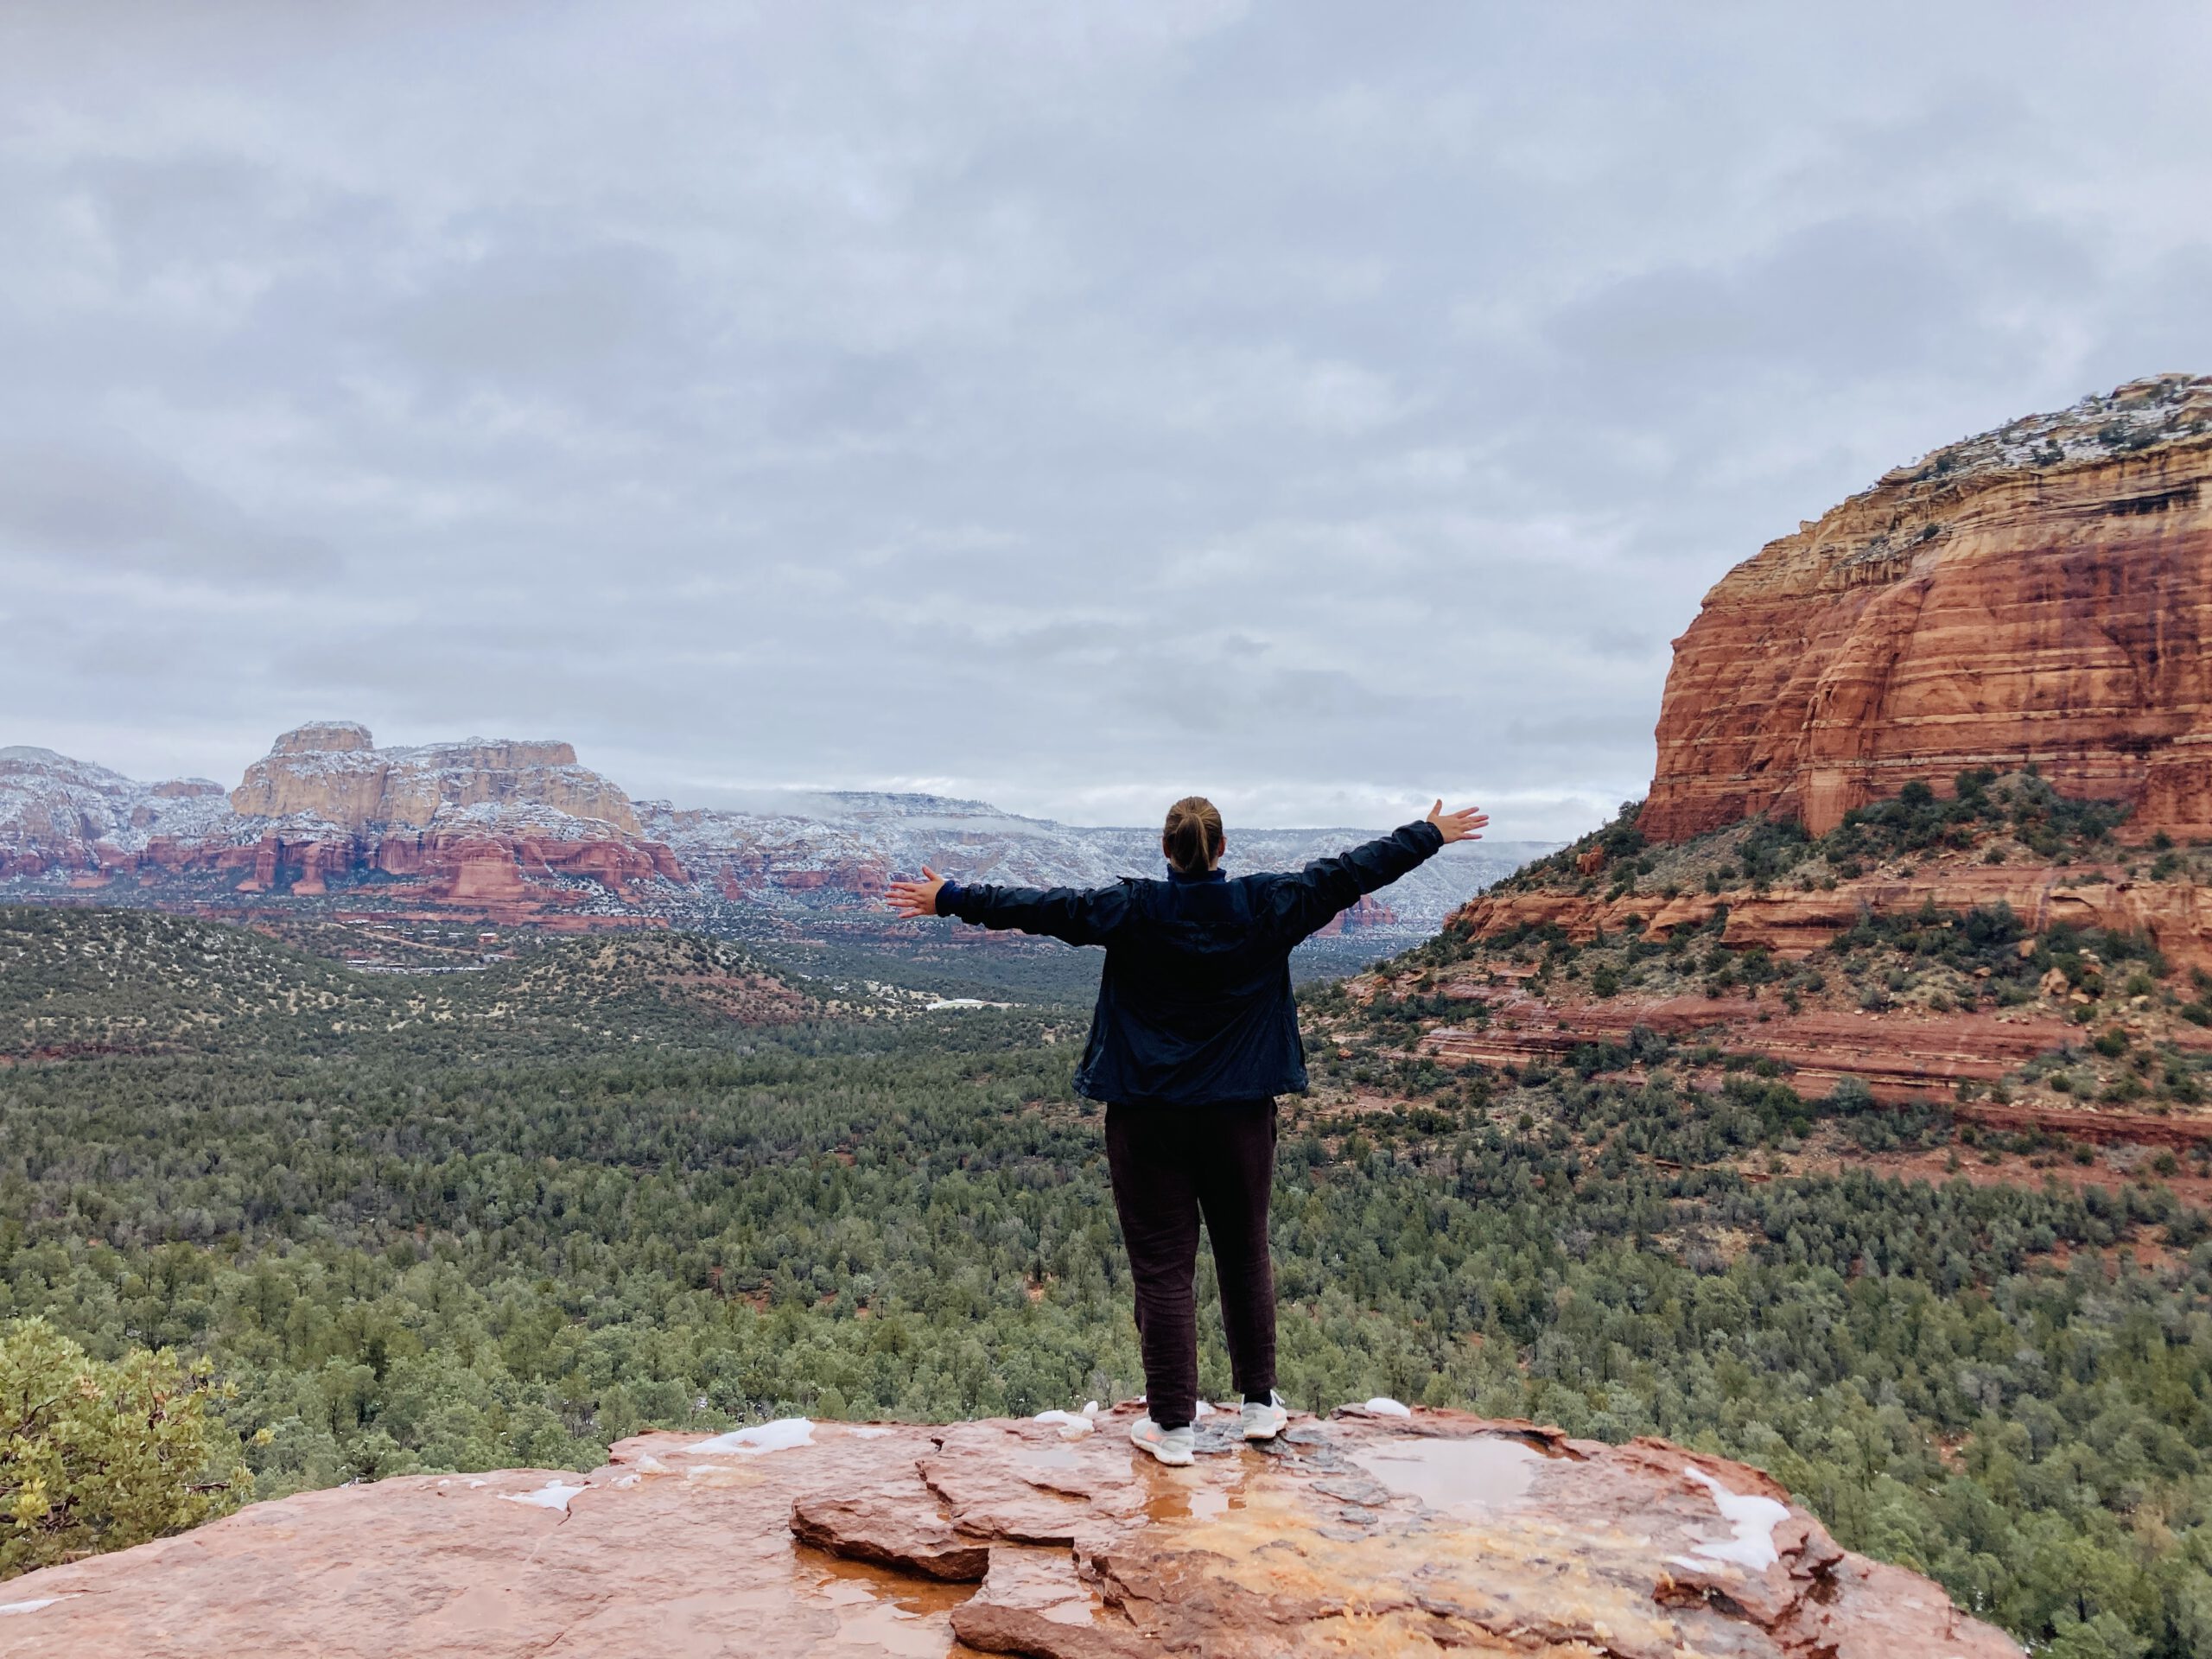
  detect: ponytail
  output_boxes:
[1161,796,1224,874]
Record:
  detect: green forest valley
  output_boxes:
[3,901,2210,1656]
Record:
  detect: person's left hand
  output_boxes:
[886,867,949,919]
[1425,801,1490,844]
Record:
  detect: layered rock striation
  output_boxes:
[231,722,645,836]
[0,1404,2014,1658]
[1456,842,2212,973]
[1643,374,2212,842]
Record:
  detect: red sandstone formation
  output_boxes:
[1457,848,2212,974]
[1426,824,2212,1132]
[1313,892,1399,937]
[1411,964,2212,1140]
[231,721,645,836]
[0,727,694,929]
[1643,374,2212,842]
[0,747,221,881]
[0,1404,2014,1658]
[1424,377,2212,1137]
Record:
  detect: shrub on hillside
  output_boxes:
[0,1319,253,1579]
[1817,772,2126,864]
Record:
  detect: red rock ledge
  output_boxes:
[0,1403,2016,1658]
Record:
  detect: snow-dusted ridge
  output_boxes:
[0,728,1553,933]
[1894,371,2212,485]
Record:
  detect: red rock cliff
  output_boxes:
[1643,373,2212,841]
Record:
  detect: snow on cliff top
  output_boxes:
[1898,372,2212,485]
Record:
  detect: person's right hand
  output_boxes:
[1425,801,1489,844]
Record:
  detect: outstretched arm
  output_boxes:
[1262,800,1487,942]
[886,867,1128,948]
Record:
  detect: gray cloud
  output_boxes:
[1,2,2209,841]
[0,433,338,583]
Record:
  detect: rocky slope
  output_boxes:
[0,1403,2015,1658]
[1394,377,2212,1143]
[0,747,229,879]
[0,728,1543,944]
[1404,775,2212,1147]
[1643,373,2212,842]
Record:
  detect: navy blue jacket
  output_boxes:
[934,820,1446,1106]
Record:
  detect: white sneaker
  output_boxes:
[1128,1416,1195,1466]
[1241,1390,1289,1442]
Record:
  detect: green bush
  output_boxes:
[0,1319,252,1579]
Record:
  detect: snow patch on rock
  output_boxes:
[689,1417,815,1457]
[1678,1466,1790,1573]
[499,1481,588,1513]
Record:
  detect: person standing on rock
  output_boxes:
[887,796,1488,1465]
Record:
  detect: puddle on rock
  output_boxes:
[1144,1479,1244,1524]
[977,1542,1108,1630]
[828,1602,948,1657]
[797,1548,973,1656]
[1347,1435,1554,1516]
[1189,1488,1235,1522]
[1016,1445,1084,1472]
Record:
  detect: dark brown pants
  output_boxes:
[1103,1098,1278,1431]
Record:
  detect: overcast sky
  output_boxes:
[3,3,2209,838]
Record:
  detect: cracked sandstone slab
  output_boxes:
[0,1407,2018,1659]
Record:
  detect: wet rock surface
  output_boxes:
[0,1404,2018,1657]
[791,1482,992,1581]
